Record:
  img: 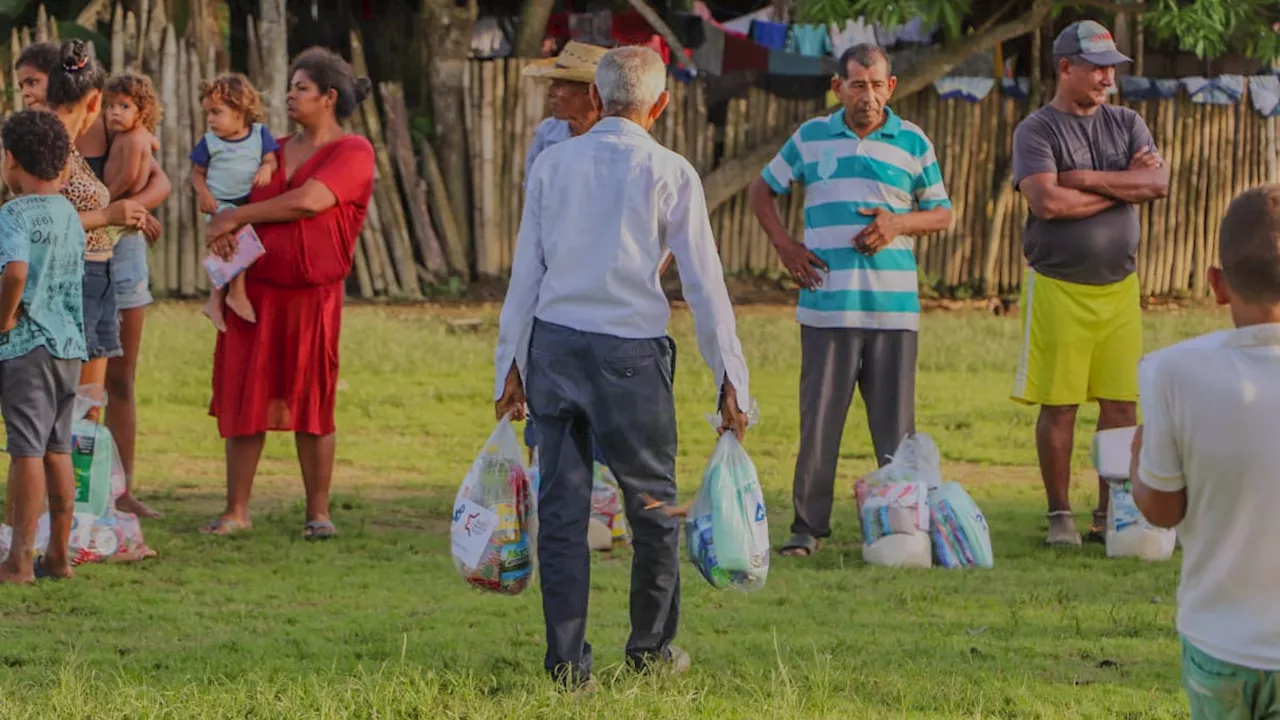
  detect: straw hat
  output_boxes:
[523,41,608,84]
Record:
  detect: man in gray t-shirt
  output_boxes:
[1009,20,1169,547]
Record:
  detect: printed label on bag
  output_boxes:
[451,499,498,569]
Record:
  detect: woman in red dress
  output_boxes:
[202,47,375,538]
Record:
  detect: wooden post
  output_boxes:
[158,24,179,297]
[258,0,289,135]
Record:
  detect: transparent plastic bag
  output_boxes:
[589,464,631,551]
[928,482,994,569]
[451,417,537,594]
[861,433,943,490]
[686,432,769,592]
[0,385,151,565]
[1107,480,1176,561]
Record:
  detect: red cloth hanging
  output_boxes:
[610,10,652,45]
[547,13,570,40]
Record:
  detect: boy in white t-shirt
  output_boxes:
[1131,184,1280,719]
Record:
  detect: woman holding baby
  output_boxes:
[15,41,171,520]
[200,47,375,539]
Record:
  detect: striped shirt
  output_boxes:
[762,108,950,331]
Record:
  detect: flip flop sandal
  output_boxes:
[1085,509,1108,544]
[199,518,251,536]
[303,520,338,540]
[780,533,819,557]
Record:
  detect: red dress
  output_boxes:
[210,134,375,438]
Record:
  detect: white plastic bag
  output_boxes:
[0,385,150,565]
[855,433,939,568]
[1106,480,1176,561]
[686,432,769,591]
[451,417,537,594]
[863,433,944,490]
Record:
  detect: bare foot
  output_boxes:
[37,555,74,580]
[202,298,227,332]
[0,562,34,585]
[226,293,257,324]
[199,516,252,536]
[115,493,164,519]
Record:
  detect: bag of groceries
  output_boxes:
[927,482,994,569]
[0,386,151,565]
[589,464,631,552]
[686,432,769,592]
[1106,480,1177,561]
[451,417,537,594]
[855,434,937,568]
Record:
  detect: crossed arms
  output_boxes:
[1015,117,1169,221]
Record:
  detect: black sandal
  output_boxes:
[780,533,819,557]
[1085,509,1108,544]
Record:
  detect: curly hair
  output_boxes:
[198,73,265,124]
[2,110,71,181]
[104,72,162,133]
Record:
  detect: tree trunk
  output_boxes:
[421,0,478,276]
[701,0,1055,213]
[259,0,289,135]
[513,0,555,57]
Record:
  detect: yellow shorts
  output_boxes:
[1011,269,1141,406]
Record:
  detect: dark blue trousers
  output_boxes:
[525,319,681,686]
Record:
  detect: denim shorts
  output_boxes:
[83,260,122,360]
[111,232,153,310]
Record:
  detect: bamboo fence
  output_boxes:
[3,8,1278,299]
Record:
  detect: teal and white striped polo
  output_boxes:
[762,107,951,331]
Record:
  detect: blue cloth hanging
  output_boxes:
[1118,76,1180,101]
[1249,75,1280,117]
[767,50,834,76]
[750,19,789,50]
[1000,77,1030,99]
[1182,75,1245,105]
[786,24,832,57]
[934,76,995,103]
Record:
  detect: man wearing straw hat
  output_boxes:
[522,41,608,186]
[1010,20,1168,546]
[494,45,752,690]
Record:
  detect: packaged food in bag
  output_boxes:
[1106,480,1176,561]
[686,432,769,591]
[589,464,630,552]
[451,417,537,594]
[0,386,152,565]
[855,434,936,568]
[928,482,994,569]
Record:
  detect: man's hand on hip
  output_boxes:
[773,236,828,290]
[495,363,527,421]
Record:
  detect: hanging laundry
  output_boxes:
[788,24,833,57]
[570,11,612,47]
[691,1,717,24]
[705,72,759,105]
[470,16,512,59]
[874,18,935,48]
[829,18,876,56]
[1117,76,1180,101]
[644,34,671,65]
[933,76,996,103]
[691,19,726,75]
[767,50,833,76]
[546,13,570,41]
[1000,77,1030,99]
[723,7,773,36]
[750,20,789,51]
[722,32,769,73]
[1250,75,1280,117]
[1182,75,1245,105]
[672,12,708,51]
[611,10,653,46]
[756,72,831,100]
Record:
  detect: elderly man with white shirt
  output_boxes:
[494,45,752,690]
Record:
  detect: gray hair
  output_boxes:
[594,46,666,116]
[837,44,892,78]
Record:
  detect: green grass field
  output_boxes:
[0,302,1229,719]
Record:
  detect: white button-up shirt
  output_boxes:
[494,116,752,412]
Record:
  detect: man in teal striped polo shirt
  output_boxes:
[749,44,954,557]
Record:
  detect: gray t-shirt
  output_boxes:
[1012,104,1155,286]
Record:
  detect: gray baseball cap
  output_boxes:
[1053,20,1132,66]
